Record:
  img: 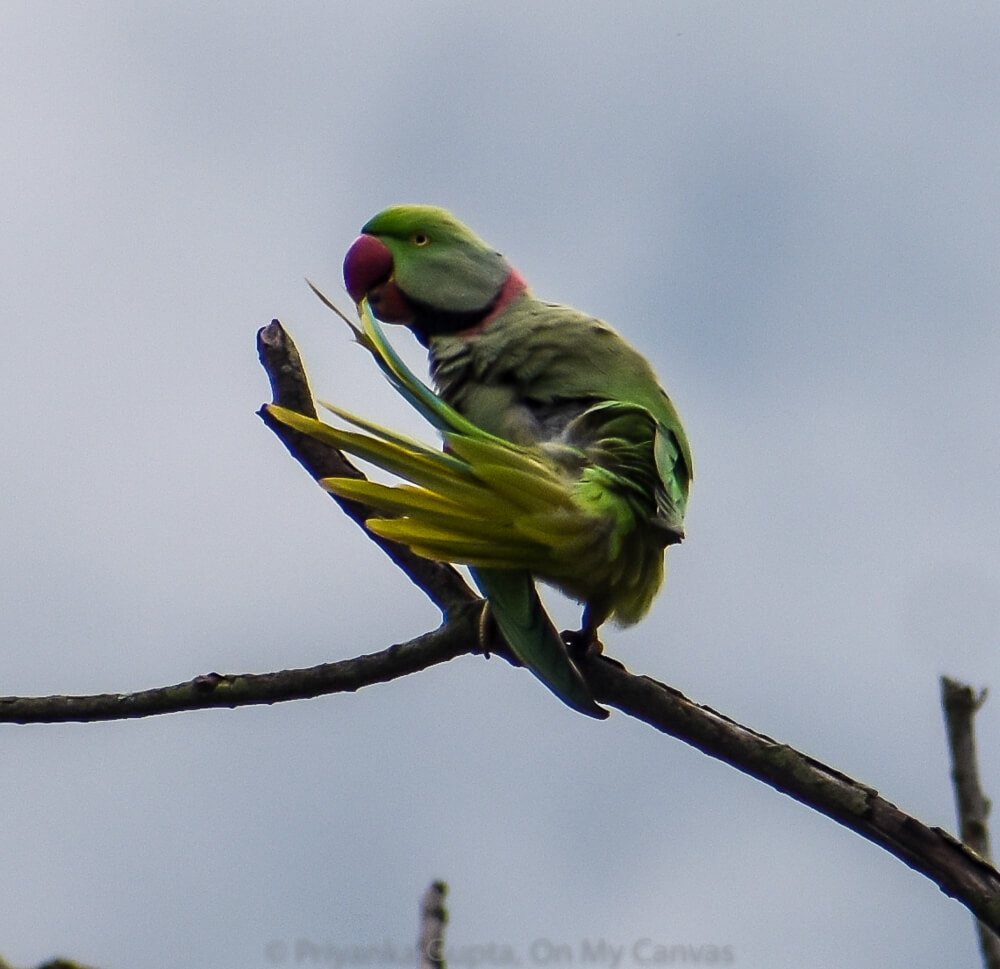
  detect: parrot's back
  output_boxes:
[429,294,692,544]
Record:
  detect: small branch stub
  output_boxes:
[418,881,449,969]
[941,676,1000,969]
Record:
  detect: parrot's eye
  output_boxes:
[411,232,430,247]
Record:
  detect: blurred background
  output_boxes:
[2,3,998,967]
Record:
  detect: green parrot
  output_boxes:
[272,205,692,719]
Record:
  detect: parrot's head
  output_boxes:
[343,205,528,343]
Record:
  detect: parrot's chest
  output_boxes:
[429,337,532,442]
[428,330,592,448]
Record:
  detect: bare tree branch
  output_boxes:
[570,654,1000,934]
[6,628,1000,934]
[3,321,1000,940]
[0,616,482,724]
[942,676,1000,969]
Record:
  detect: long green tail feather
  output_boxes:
[471,568,608,719]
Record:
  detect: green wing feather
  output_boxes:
[270,293,607,719]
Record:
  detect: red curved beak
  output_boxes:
[343,234,394,304]
[342,233,413,323]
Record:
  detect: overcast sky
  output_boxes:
[3,3,999,967]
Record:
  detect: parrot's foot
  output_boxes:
[561,627,604,658]
[563,605,605,658]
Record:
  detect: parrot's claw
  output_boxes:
[477,599,495,658]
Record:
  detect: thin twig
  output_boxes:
[942,676,1000,969]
